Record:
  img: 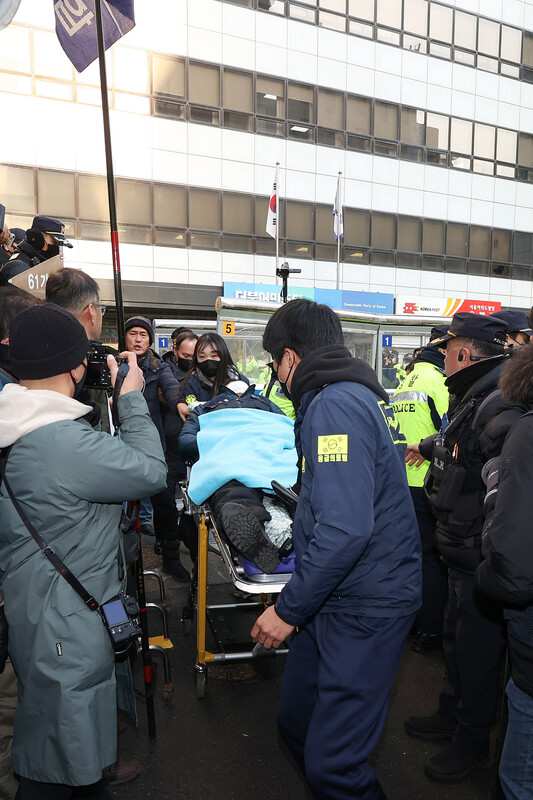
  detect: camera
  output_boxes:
[85,345,126,390]
[100,594,141,654]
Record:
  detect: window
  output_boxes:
[287,82,314,124]
[116,180,151,226]
[319,11,346,30]
[343,208,370,246]
[400,108,425,145]
[518,134,533,168]
[189,189,220,231]
[376,0,401,29]
[0,24,31,74]
[153,185,187,228]
[320,0,346,11]
[492,229,511,262]
[474,123,495,160]
[497,129,517,163]
[454,11,476,51]
[0,165,35,214]
[223,70,253,112]
[470,227,490,260]
[315,204,335,242]
[477,18,499,58]
[348,0,374,21]
[222,193,253,234]
[446,223,468,258]
[33,29,72,81]
[422,220,445,254]
[37,171,75,218]
[256,76,285,117]
[523,32,533,68]
[451,119,473,155]
[371,213,395,249]
[346,95,371,134]
[317,88,344,130]
[426,113,448,149]
[286,200,313,240]
[189,63,220,106]
[374,101,398,140]
[403,0,427,37]
[79,174,108,221]
[114,47,149,93]
[514,232,533,265]
[501,26,521,63]
[397,216,420,251]
[429,3,452,44]
[152,55,185,97]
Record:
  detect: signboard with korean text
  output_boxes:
[223,283,394,314]
[10,255,63,299]
[396,296,501,317]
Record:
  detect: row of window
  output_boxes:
[3,163,533,282]
[220,0,533,82]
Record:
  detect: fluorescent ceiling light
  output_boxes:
[263,93,277,100]
[290,125,309,133]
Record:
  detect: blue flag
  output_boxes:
[54,0,135,73]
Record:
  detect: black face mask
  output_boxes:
[70,363,87,400]
[178,356,193,372]
[45,244,60,259]
[278,361,295,402]
[198,359,220,379]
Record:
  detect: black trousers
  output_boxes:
[438,566,506,756]
[15,778,112,800]
[415,507,448,636]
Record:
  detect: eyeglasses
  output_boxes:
[83,302,107,315]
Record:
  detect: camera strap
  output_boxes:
[111,362,130,435]
[0,446,100,612]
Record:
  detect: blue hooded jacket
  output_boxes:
[275,345,421,626]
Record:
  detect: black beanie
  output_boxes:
[9,303,89,380]
[125,316,153,345]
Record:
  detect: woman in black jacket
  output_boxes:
[476,344,533,800]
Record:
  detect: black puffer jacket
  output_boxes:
[420,355,522,571]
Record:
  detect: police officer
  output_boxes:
[0,215,73,286]
[490,309,533,347]
[392,343,449,652]
[252,299,421,800]
[404,313,522,781]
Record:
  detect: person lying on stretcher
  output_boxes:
[178,381,298,573]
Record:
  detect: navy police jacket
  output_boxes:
[275,345,421,626]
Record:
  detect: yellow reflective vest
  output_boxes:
[392,361,449,487]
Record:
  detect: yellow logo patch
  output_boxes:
[317,434,348,463]
[185,394,197,404]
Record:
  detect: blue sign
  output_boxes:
[223,283,394,314]
[158,336,169,349]
[382,334,393,347]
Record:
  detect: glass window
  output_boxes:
[523,32,533,68]
[371,213,395,249]
[514,232,533,265]
[446,223,468,258]
[348,0,374,21]
[189,63,220,106]
[155,229,186,247]
[317,88,344,129]
[474,123,495,160]
[79,174,108,221]
[403,34,427,53]
[422,220,445,254]
[116,180,151,226]
[286,201,313,240]
[320,0,345,10]
[518,134,533,168]
[455,49,476,66]
[189,189,220,231]
[33,29,72,81]
[114,47,149,94]
[501,26,521,63]
[343,208,370,245]
[118,225,152,245]
[477,55,498,73]
[397,216,420,251]
[349,20,374,37]
[454,11,476,51]
[37,171,75,218]
[287,82,314,124]
[152,55,185,97]
[429,3,452,44]
[376,0,401,28]
[492,229,511,262]
[470,227,490,260]
[223,70,252,112]
[222,234,253,254]
[403,0,428,37]
[153,184,187,228]
[473,160,494,176]
[497,129,517,163]
[346,95,371,134]
[0,165,35,215]
[501,63,519,78]
[374,101,398,140]
[223,111,253,132]
[377,28,400,45]
[256,76,285,117]
[189,106,219,125]
[223,193,253,234]
[400,108,425,145]
[450,119,473,155]
[0,24,31,74]
[319,11,345,31]
[426,112,448,149]
[289,4,316,23]
[316,204,335,242]
[478,18,500,57]
[255,197,277,237]
[189,232,220,250]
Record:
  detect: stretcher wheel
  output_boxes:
[196,669,207,698]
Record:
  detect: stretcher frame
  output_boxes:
[181,486,291,698]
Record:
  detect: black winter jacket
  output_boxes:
[0,241,45,286]
[420,356,522,571]
[138,349,180,450]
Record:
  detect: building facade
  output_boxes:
[1,0,533,319]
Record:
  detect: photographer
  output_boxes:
[0,304,167,799]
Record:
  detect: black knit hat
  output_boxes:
[125,316,153,345]
[9,303,89,380]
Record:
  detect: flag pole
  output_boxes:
[336,171,342,291]
[275,161,280,275]
[94,0,126,352]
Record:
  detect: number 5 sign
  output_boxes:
[222,321,235,336]
[10,254,63,299]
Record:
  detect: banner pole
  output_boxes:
[94,0,126,351]
[336,171,341,291]
[275,161,280,274]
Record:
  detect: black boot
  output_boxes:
[161,538,190,582]
[424,743,490,781]
[219,503,281,573]
[404,711,456,741]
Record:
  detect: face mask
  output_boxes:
[70,363,87,400]
[177,356,193,372]
[46,244,60,259]
[198,359,219,379]
[279,361,294,402]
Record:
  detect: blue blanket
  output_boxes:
[187,408,298,505]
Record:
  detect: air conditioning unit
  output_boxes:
[0,0,20,31]
[257,0,275,9]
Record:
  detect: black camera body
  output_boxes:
[100,594,141,652]
[85,345,126,390]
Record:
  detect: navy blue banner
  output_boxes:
[54,0,135,73]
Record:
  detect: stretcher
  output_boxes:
[180,483,293,698]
